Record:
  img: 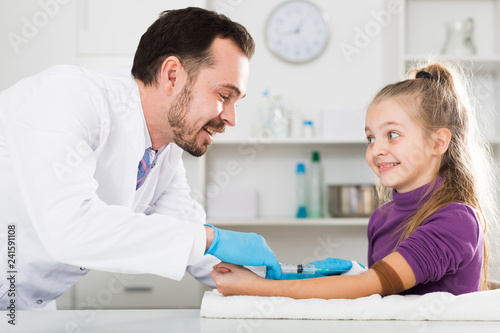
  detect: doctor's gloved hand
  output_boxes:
[309,258,366,277]
[204,224,281,279]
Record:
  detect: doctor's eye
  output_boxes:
[388,131,400,139]
[219,94,230,102]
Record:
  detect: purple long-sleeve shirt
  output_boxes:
[367,179,483,295]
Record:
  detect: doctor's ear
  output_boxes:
[159,56,187,95]
[432,128,452,155]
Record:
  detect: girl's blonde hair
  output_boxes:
[370,60,499,290]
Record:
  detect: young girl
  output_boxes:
[211,62,498,299]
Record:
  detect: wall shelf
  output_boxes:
[404,55,500,62]
[211,137,500,145]
[403,55,500,72]
[211,138,367,145]
[207,217,369,227]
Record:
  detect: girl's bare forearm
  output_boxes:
[254,270,382,300]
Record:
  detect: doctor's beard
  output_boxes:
[168,83,225,157]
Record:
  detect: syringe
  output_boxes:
[281,264,315,274]
[280,263,348,275]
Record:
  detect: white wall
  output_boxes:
[0,0,205,90]
[1,0,397,140]
[0,0,77,90]
[207,0,398,141]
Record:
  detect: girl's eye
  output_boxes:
[366,137,375,144]
[389,132,400,139]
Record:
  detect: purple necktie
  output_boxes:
[136,148,155,190]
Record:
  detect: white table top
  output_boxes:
[1,309,500,333]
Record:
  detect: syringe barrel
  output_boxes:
[301,265,316,274]
[280,264,315,274]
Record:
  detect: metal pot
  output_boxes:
[328,185,377,217]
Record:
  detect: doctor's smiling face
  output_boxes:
[167,38,249,157]
[132,7,254,155]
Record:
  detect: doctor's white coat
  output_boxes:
[0,65,217,310]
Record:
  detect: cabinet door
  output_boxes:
[78,0,205,55]
[0,0,77,90]
[74,270,208,309]
[405,0,496,56]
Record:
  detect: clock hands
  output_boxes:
[279,19,304,36]
[266,1,328,63]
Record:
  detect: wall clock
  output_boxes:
[265,0,329,64]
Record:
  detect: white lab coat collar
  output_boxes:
[135,80,172,155]
[132,79,153,151]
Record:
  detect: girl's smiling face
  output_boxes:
[365,98,442,193]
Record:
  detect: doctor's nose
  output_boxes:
[220,104,237,127]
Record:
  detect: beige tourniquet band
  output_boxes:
[370,260,405,296]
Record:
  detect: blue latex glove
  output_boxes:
[309,258,361,277]
[280,258,365,280]
[205,224,282,279]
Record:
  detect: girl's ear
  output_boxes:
[433,128,452,155]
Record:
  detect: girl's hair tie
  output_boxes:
[415,70,435,80]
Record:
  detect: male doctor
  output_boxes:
[0,7,281,310]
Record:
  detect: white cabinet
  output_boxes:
[0,0,78,90]
[399,0,500,139]
[183,139,374,228]
[71,271,209,309]
[180,139,372,301]
[180,0,393,228]
[402,0,498,58]
[77,0,204,55]
[76,0,205,69]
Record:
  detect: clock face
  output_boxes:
[266,0,329,64]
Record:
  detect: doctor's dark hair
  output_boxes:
[370,60,499,290]
[131,7,255,86]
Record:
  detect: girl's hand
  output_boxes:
[211,262,266,296]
